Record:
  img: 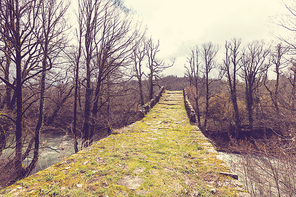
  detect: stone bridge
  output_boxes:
[0,91,249,196]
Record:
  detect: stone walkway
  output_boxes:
[1,91,249,197]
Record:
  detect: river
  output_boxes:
[23,133,77,174]
[218,151,296,196]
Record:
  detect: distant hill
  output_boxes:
[159,75,188,91]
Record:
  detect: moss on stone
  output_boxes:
[0,91,247,197]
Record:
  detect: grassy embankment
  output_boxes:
[0,91,247,196]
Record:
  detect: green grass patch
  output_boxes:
[0,91,245,197]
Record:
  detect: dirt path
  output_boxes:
[0,91,249,196]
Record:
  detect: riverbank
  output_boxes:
[0,91,248,196]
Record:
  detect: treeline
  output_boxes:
[0,0,173,188]
[185,39,296,141]
[184,39,296,196]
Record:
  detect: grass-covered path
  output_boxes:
[1,91,248,196]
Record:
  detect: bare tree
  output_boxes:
[287,60,296,113]
[132,37,147,106]
[77,0,142,147]
[265,44,289,113]
[222,38,242,138]
[78,0,103,148]
[240,41,270,132]
[146,38,174,100]
[275,1,296,115]
[0,0,44,181]
[71,0,85,153]
[0,0,69,184]
[277,1,296,51]
[201,42,219,131]
[90,2,142,144]
[25,0,70,176]
[185,45,202,127]
[25,0,65,176]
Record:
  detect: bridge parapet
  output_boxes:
[138,86,164,118]
[183,88,197,123]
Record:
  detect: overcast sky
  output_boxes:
[124,0,290,77]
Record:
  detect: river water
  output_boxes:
[23,133,77,174]
[218,151,296,196]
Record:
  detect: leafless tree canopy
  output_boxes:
[0,0,172,188]
[183,6,296,194]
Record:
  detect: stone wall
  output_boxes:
[138,86,165,118]
[183,88,196,123]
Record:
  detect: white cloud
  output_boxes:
[125,0,289,76]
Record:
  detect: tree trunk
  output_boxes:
[204,74,209,130]
[195,96,201,128]
[225,39,242,138]
[106,75,111,134]
[289,68,296,113]
[82,64,92,148]
[73,59,80,153]
[138,79,144,106]
[82,29,92,148]
[149,74,153,100]
[91,77,102,145]
[231,89,241,138]
[227,72,241,138]
[246,85,254,132]
[0,126,6,157]
[274,66,280,114]
[25,50,47,175]
[15,9,25,178]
